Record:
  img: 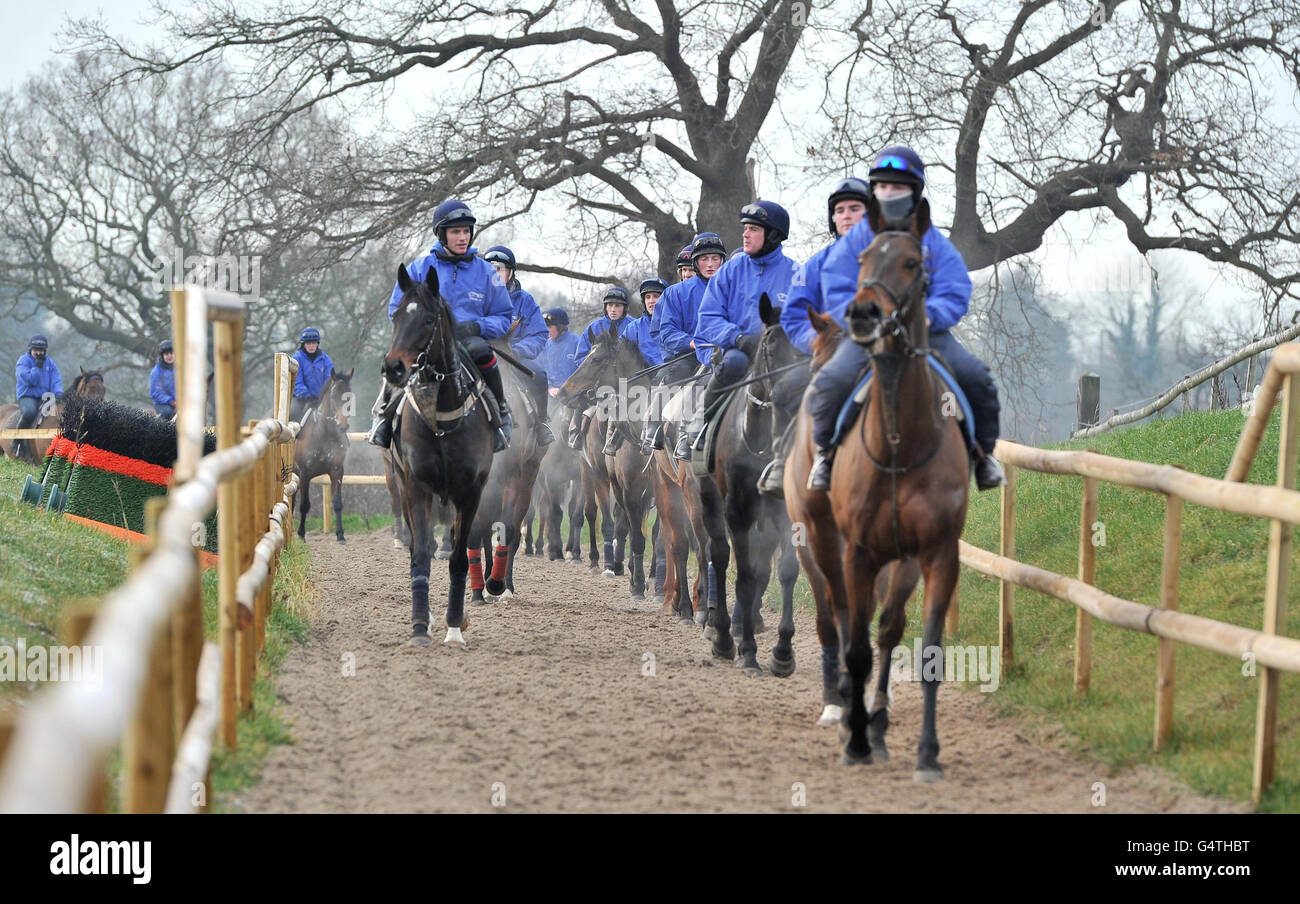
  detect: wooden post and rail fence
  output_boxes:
[961,342,1300,804]
[0,286,303,813]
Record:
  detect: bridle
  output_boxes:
[399,283,474,437]
[854,229,930,360]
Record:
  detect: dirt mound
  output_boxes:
[233,529,1243,813]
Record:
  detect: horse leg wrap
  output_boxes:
[411,574,430,624]
[468,551,485,591]
[448,572,467,608]
[822,645,844,705]
[490,544,509,582]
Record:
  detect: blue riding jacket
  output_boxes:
[574,315,663,368]
[507,280,548,361]
[291,348,335,399]
[15,353,63,400]
[694,246,799,365]
[388,242,513,340]
[149,362,176,407]
[780,242,837,356]
[820,219,972,333]
[654,276,706,360]
[540,329,581,389]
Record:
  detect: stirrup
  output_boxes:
[536,420,555,446]
[756,458,784,497]
[367,419,391,449]
[807,452,833,491]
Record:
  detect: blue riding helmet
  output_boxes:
[638,277,669,300]
[869,146,926,188]
[543,307,570,327]
[482,245,517,272]
[676,244,696,272]
[299,327,322,344]
[603,286,630,308]
[28,334,48,351]
[827,177,871,237]
[739,200,790,242]
[158,339,174,355]
[431,199,477,244]
[690,232,727,263]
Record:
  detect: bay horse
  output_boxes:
[695,294,801,676]
[384,264,495,647]
[535,407,585,560]
[293,368,354,543]
[650,399,711,626]
[558,326,655,597]
[785,200,967,780]
[0,366,106,464]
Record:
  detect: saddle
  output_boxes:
[690,386,738,478]
[396,346,501,439]
[830,353,976,451]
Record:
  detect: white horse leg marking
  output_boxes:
[817,704,843,727]
[443,627,466,647]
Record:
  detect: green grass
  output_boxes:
[931,409,1297,812]
[0,453,332,812]
[296,512,394,537]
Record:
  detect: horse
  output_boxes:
[293,368,354,543]
[784,200,968,780]
[533,409,586,560]
[694,294,802,676]
[0,366,106,463]
[558,326,655,597]
[383,263,496,647]
[464,337,547,603]
[650,395,712,626]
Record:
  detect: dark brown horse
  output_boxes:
[785,200,967,780]
[384,264,495,647]
[294,368,354,543]
[650,398,710,626]
[696,294,802,676]
[0,366,106,463]
[534,407,585,560]
[558,326,655,597]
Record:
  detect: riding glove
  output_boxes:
[454,321,482,340]
[734,333,761,358]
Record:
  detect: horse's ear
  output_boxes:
[913,198,931,239]
[585,326,595,346]
[345,367,354,380]
[759,292,773,325]
[330,366,336,379]
[810,308,835,334]
[424,266,439,298]
[866,195,885,235]
[81,366,88,377]
[397,263,413,295]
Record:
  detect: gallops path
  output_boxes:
[236,530,1241,813]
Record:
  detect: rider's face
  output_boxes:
[642,292,661,314]
[304,341,319,354]
[31,349,45,361]
[741,223,766,255]
[162,351,175,364]
[606,303,626,321]
[694,253,723,279]
[490,262,511,286]
[677,266,695,282]
[547,324,560,340]
[873,182,912,202]
[833,199,867,237]
[445,226,472,255]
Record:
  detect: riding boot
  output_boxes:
[639,421,660,456]
[366,382,396,448]
[535,388,554,446]
[975,452,1006,490]
[482,362,511,452]
[11,438,26,462]
[807,446,835,491]
[602,420,620,457]
[675,401,704,461]
[757,454,785,497]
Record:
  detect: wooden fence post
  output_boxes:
[237,420,259,715]
[999,465,1016,677]
[1076,374,1101,431]
[1075,475,1098,694]
[1155,491,1182,751]
[61,607,108,813]
[1253,370,1299,802]
[214,316,243,750]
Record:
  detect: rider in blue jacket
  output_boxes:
[149,339,177,419]
[807,146,1004,492]
[540,308,581,390]
[753,177,871,495]
[290,327,335,423]
[369,199,515,451]
[12,334,62,461]
[483,245,554,446]
[675,244,696,283]
[677,202,799,460]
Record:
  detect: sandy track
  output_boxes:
[234,528,1242,813]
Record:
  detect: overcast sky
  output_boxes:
[3,1,1278,336]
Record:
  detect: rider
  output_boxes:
[290,326,335,424]
[677,202,799,461]
[12,334,62,462]
[149,338,178,419]
[808,146,1005,491]
[568,286,663,454]
[482,245,555,446]
[675,244,696,283]
[540,307,581,394]
[754,176,871,495]
[367,199,515,452]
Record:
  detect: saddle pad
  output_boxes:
[691,386,737,478]
[831,354,976,449]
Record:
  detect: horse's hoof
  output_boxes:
[694,610,708,627]
[816,704,843,727]
[393,539,403,549]
[502,589,515,600]
[601,569,616,579]
[409,627,432,647]
[631,591,645,600]
[485,578,506,596]
[702,625,718,642]
[768,654,795,678]
[653,593,666,605]
[741,662,762,677]
[435,550,451,560]
[336,536,346,544]
[913,766,944,784]
[443,627,467,648]
[711,639,735,662]
[840,749,873,767]
[678,617,694,627]
[871,739,891,762]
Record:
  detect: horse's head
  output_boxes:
[321,367,355,429]
[847,198,931,351]
[74,366,106,401]
[756,292,801,377]
[385,264,452,388]
[808,309,843,372]
[557,325,622,407]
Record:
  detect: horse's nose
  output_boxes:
[383,358,406,384]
